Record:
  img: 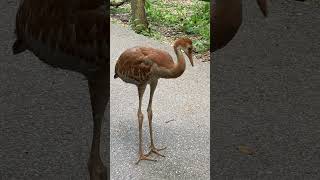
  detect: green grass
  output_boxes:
[145,0,209,53]
[110,2,130,14]
[111,0,210,53]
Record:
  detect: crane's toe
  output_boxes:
[135,154,157,164]
[147,145,167,157]
[88,159,108,180]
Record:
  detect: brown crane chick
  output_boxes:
[114,38,194,164]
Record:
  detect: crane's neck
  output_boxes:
[157,45,187,79]
[166,46,186,78]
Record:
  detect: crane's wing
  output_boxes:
[114,48,155,83]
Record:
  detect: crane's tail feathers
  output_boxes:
[114,73,119,79]
[12,39,27,55]
[114,60,119,79]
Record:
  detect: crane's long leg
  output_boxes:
[136,84,156,164]
[87,72,109,180]
[146,80,166,157]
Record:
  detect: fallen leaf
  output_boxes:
[238,145,256,155]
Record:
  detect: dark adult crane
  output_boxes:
[211,0,268,52]
[12,0,109,179]
[211,0,305,52]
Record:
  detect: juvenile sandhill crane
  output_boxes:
[211,0,268,51]
[12,0,109,179]
[114,38,194,164]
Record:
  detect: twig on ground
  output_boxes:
[165,119,176,123]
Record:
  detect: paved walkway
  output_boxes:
[110,23,210,179]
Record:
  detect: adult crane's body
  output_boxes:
[12,0,109,179]
[114,38,194,163]
[211,0,268,52]
[211,0,307,52]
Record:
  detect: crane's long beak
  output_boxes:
[187,52,194,67]
[257,0,268,17]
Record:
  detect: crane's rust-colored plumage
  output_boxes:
[114,47,174,84]
[13,0,109,179]
[114,38,194,164]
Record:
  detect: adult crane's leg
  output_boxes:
[87,71,109,180]
[136,84,156,164]
[146,80,166,157]
[257,0,268,17]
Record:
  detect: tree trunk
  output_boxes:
[131,0,148,32]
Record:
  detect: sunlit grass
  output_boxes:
[110,0,210,53]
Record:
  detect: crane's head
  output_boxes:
[174,38,194,66]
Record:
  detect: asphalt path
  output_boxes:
[211,1,320,179]
[110,24,210,179]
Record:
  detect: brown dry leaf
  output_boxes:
[238,145,256,155]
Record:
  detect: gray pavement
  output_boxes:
[110,24,210,179]
[211,1,320,179]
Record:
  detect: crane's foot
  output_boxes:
[147,145,167,157]
[135,154,157,164]
[88,159,108,180]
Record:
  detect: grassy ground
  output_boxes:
[110,0,210,62]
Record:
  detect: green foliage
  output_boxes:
[110,3,130,14]
[111,0,210,53]
[145,0,210,53]
[145,0,187,27]
[182,1,210,52]
[131,18,148,33]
